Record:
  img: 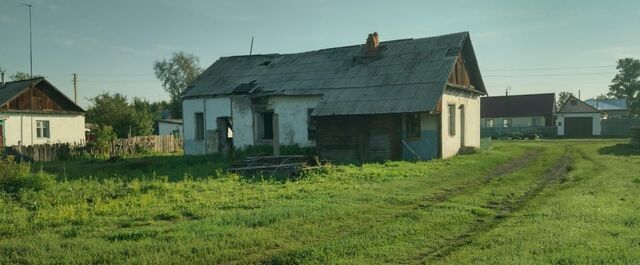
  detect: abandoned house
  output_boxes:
[182,31,486,161]
[0,77,86,147]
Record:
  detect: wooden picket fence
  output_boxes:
[6,135,183,162]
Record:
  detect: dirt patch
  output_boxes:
[420,152,572,263]
[426,149,544,204]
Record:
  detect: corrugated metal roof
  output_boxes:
[584,98,628,111]
[184,32,485,115]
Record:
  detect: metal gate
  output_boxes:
[565,117,593,137]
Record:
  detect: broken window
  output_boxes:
[448,104,456,136]
[195,112,204,140]
[258,111,274,140]
[307,108,317,141]
[406,113,421,138]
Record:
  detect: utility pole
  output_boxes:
[72,73,78,103]
[249,36,254,55]
[23,3,34,145]
[23,4,33,78]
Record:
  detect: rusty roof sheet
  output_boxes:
[184,31,485,115]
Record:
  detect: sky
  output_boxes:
[1,0,639,108]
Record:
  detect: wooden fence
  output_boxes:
[6,135,183,162]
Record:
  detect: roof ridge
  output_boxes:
[0,77,44,88]
[217,32,469,59]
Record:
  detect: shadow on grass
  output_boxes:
[597,144,640,156]
[35,154,230,182]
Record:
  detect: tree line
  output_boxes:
[81,52,202,139]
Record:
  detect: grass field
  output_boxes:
[1,140,639,264]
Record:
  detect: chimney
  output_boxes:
[1,71,4,86]
[365,32,380,55]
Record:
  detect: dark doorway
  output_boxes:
[259,111,274,140]
[216,117,233,152]
[565,117,593,137]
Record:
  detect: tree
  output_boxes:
[153,52,203,118]
[85,93,155,138]
[596,94,613,101]
[609,58,640,114]
[557,91,574,111]
[9,71,43,81]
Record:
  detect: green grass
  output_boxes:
[1,140,639,264]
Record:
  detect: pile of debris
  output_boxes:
[631,127,640,148]
[228,155,329,177]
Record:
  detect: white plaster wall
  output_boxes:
[230,96,254,149]
[481,116,546,127]
[556,113,602,136]
[182,97,231,155]
[0,113,85,146]
[440,90,481,159]
[229,95,321,149]
[269,96,321,147]
[158,122,183,137]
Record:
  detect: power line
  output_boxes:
[483,65,615,72]
[484,72,613,78]
[78,73,155,77]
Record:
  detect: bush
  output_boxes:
[0,156,54,194]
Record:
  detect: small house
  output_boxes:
[557,95,604,137]
[481,93,555,128]
[156,119,183,137]
[182,32,486,161]
[0,77,86,147]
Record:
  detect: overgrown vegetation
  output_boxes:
[1,140,638,264]
[0,156,54,195]
[85,93,168,138]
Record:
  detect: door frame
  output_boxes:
[459,105,465,147]
[0,119,5,148]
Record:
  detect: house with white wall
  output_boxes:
[481,93,556,128]
[557,95,604,137]
[156,119,183,137]
[182,32,486,161]
[0,77,85,147]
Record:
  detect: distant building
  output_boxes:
[0,77,85,147]
[481,93,556,128]
[182,32,487,161]
[584,98,630,119]
[157,119,183,137]
[557,95,604,137]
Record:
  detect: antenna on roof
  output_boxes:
[249,36,254,55]
[505,86,512,96]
